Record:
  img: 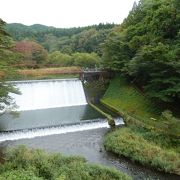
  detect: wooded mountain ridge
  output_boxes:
[6,23,116,55]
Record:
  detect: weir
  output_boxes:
[0,78,124,141]
[0,118,124,142]
[10,79,87,111]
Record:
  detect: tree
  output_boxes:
[0,19,20,113]
[128,43,180,102]
[72,52,100,68]
[6,23,115,55]
[103,0,180,104]
[48,51,73,66]
[14,40,48,65]
[102,30,131,71]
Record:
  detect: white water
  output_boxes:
[0,118,124,142]
[10,79,87,111]
[0,79,125,143]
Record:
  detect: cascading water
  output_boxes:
[10,79,87,111]
[0,118,124,142]
[0,80,177,180]
[0,78,124,140]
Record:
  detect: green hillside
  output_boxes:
[6,23,115,55]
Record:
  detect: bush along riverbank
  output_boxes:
[102,76,180,175]
[0,146,131,180]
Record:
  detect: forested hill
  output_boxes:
[6,23,115,55]
[103,0,180,105]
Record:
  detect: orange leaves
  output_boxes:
[13,40,48,63]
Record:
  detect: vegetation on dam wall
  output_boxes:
[83,79,110,103]
[89,102,115,127]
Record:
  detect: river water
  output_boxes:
[0,79,179,180]
[0,127,179,180]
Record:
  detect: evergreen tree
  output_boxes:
[103,0,180,104]
[0,19,20,113]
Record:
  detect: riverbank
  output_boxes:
[102,76,180,175]
[104,127,180,175]
[0,146,131,180]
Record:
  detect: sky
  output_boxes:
[0,0,138,28]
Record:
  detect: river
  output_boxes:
[0,79,179,180]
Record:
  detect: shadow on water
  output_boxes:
[0,105,104,132]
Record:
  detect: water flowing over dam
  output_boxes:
[0,79,178,180]
[0,79,108,132]
[10,79,87,111]
[0,118,123,142]
[0,78,124,141]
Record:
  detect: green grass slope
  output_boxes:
[101,76,161,125]
[101,76,180,137]
[102,76,180,175]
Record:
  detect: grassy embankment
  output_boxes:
[10,67,81,80]
[101,76,180,175]
[0,146,131,180]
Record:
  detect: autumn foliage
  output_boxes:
[13,40,48,66]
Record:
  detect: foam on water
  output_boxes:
[0,118,124,142]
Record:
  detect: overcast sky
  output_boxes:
[1,0,138,28]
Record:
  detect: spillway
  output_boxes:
[10,79,87,111]
[0,118,124,142]
[0,79,123,140]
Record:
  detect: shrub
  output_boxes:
[104,128,180,175]
[0,169,42,180]
[0,146,131,180]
